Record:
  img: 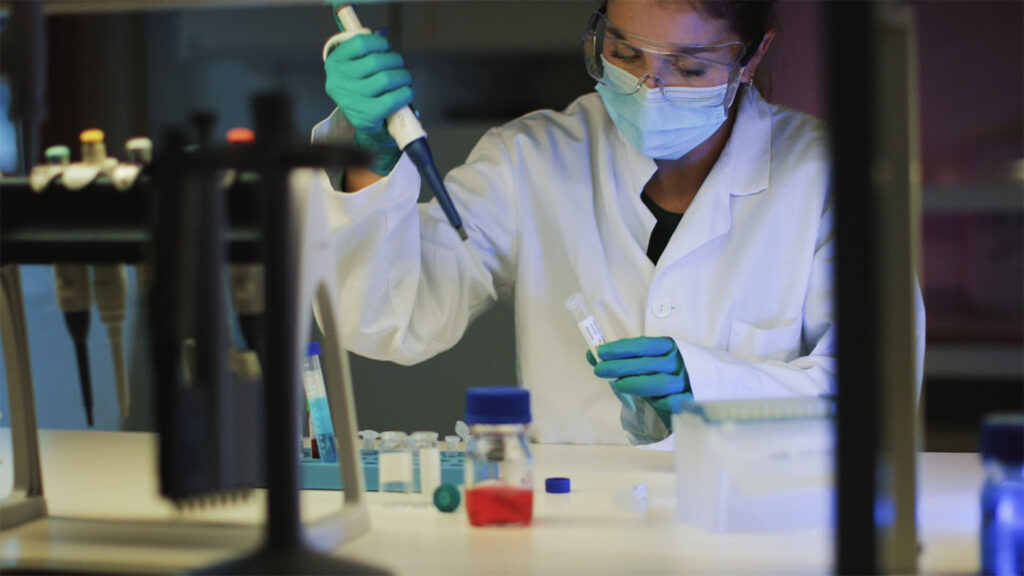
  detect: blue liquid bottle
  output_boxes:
[302,342,337,464]
[980,413,1024,575]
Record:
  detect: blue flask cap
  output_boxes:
[980,413,1024,464]
[465,387,531,425]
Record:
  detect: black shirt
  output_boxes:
[640,190,684,265]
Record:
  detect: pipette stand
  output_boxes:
[0,265,49,531]
[0,94,383,574]
[195,94,384,575]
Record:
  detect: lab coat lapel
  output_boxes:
[654,88,771,269]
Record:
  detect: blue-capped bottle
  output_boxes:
[463,386,533,526]
[980,413,1024,575]
[301,342,337,464]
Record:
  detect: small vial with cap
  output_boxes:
[412,431,441,497]
[358,429,380,453]
[378,431,414,493]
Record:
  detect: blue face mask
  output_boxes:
[596,58,729,160]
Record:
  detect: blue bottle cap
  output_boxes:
[545,477,570,494]
[465,387,531,425]
[979,413,1024,464]
[307,341,321,357]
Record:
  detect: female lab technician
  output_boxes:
[316,0,925,446]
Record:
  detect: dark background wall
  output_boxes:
[1,0,1020,450]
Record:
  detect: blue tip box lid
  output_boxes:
[545,477,570,494]
[465,387,531,424]
[307,341,321,357]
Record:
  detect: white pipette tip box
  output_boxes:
[673,396,835,533]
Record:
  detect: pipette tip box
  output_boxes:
[673,396,835,533]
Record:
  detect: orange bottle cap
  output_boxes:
[226,127,255,145]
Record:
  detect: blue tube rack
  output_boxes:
[300,450,465,492]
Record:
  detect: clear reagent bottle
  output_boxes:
[980,413,1024,576]
[464,387,533,527]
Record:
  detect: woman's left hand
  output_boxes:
[588,336,693,428]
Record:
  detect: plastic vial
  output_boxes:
[980,413,1024,575]
[412,431,441,497]
[301,342,337,464]
[358,429,380,453]
[444,434,461,453]
[379,431,414,493]
[563,292,605,357]
[464,387,533,527]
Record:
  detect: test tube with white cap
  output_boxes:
[563,293,606,358]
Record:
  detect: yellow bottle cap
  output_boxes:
[80,129,105,143]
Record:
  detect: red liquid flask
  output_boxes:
[466,486,534,526]
[464,387,533,528]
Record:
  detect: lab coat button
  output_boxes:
[652,298,672,318]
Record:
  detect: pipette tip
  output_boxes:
[456,226,468,241]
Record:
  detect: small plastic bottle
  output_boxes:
[463,387,533,527]
[980,413,1024,576]
[301,342,337,463]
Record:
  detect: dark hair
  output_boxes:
[600,1,778,95]
[678,0,778,97]
[687,1,777,63]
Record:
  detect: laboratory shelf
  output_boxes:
[924,343,1024,380]
[922,183,1024,214]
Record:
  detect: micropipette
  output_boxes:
[54,263,94,426]
[323,4,468,241]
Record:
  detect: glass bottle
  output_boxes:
[980,413,1024,576]
[463,387,533,527]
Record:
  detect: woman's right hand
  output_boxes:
[324,30,414,175]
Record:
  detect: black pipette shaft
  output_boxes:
[64,310,94,426]
[404,138,467,241]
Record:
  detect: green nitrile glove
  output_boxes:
[588,336,693,431]
[323,20,412,175]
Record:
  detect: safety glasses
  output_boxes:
[583,9,750,109]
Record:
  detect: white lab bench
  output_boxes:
[0,430,982,574]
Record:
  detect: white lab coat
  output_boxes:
[312,87,926,445]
